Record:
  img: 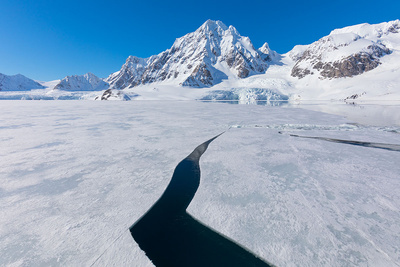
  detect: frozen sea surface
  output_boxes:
[0,101,399,266]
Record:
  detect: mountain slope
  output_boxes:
[107,20,275,88]
[0,73,45,91]
[54,73,109,91]
[2,19,399,102]
[290,20,399,79]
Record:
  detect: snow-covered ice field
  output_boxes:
[1,101,399,266]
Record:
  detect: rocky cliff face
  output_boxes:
[291,20,399,79]
[0,73,45,91]
[106,56,149,88]
[54,72,109,91]
[95,89,131,101]
[106,20,275,88]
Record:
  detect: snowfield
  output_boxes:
[1,101,399,266]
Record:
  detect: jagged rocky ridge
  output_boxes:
[106,20,275,88]
[291,20,399,79]
[2,19,399,96]
[0,73,45,91]
[54,72,109,91]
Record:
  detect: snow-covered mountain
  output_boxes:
[2,19,399,102]
[106,19,400,100]
[107,20,275,88]
[0,73,45,91]
[290,20,399,79]
[54,73,109,91]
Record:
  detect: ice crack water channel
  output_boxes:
[129,133,274,267]
[284,133,400,152]
[232,123,400,133]
[231,123,400,152]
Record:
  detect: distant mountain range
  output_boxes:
[1,19,399,101]
[54,72,109,91]
[0,73,44,91]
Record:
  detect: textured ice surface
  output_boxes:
[0,101,399,266]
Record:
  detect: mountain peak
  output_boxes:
[259,42,270,52]
[126,55,144,64]
[54,73,109,91]
[195,20,241,38]
[84,72,96,78]
[0,73,45,91]
[199,20,228,32]
[107,20,271,88]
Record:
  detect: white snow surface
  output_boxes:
[1,101,399,266]
[39,79,62,90]
[330,20,400,39]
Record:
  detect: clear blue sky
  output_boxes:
[1,0,399,81]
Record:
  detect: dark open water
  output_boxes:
[129,134,273,267]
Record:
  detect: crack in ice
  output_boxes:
[129,133,274,266]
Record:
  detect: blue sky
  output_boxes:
[1,0,399,81]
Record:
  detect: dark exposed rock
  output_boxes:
[388,25,399,33]
[344,92,366,101]
[181,63,214,87]
[95,89,131,101]
[99,89,113,100]
[290,67,312,79]
[291,42,391,79]
[237,66,250,78]
[319,53,381,78]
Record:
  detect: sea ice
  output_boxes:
[0,101,399,266]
